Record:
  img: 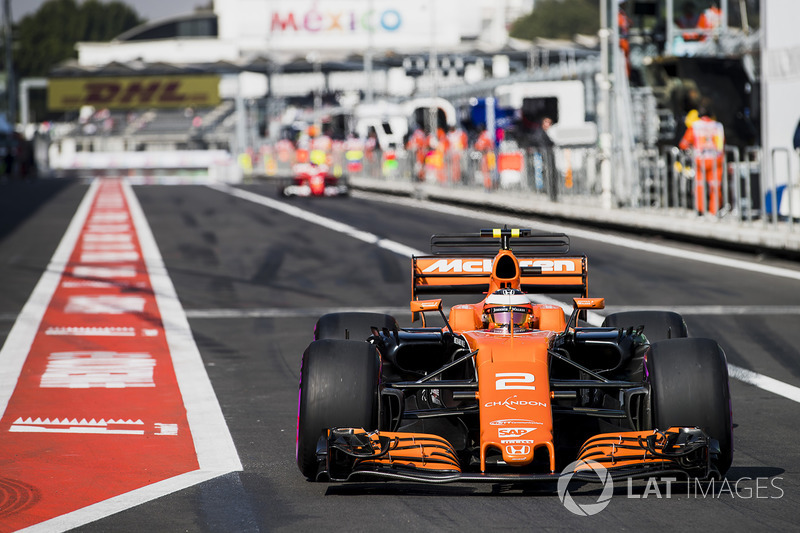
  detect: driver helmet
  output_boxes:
[483,289,534,330]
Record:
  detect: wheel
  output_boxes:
[296,339,381,479]
[602,310,688,342]
[314,312,398,341]
[645,337,733,474]
[277,178,291,197]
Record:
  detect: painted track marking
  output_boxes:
[209,184,800,405]
[354,191,800,282]
[4,305,800,322]
[0,179,240,532]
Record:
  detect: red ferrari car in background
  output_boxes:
[282,162,349,198]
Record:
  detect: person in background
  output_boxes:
[530,117,558,202]
[475,123,494,150]
[406,125,427,182]
[679,107,725,215]
[618,0,632,78]
[424,127,447,183]
[474,124,495,189]
[793,118,800,152]
[447,124,468,183]
[676,0,699,28]
[697,1,722,39]
[676,1,701,41]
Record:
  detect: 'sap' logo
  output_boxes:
[498,427,536,438]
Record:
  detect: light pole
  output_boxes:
[598,0,613,208]
[428,1,438,135]
[306,51,322,132]
[365,0,374,103]
[3,0,15,124]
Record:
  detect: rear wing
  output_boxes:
[413,255,587,298]
[412,229,588,300]
[429,231,570,256]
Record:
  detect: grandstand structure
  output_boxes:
[35,0,769,191]
[40,0,541,179]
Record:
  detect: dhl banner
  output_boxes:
[48,75,221,110]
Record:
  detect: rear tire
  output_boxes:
[296,339,381,479]
[646,337,733,474]
[314,312,398,341]
[602,310,688,342]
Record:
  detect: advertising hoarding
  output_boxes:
[217,0,460,53]
[48,76,221,110]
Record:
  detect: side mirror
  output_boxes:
[410,299,453,334]
[410,299,443,314]
[565,297,605,332]
[572,297,605,310]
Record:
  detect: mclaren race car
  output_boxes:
[296,228,733,484]
[281,162,349,198]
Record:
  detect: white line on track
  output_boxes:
[185,306,412,319]
[531,294,800,405]
[354,190,800,282]
[209,184,800,405]
[0,182,99,419]
[726,366,800,403]
[125,179,241,472]
[14,180,241,533]
[182,305,800,320]
[603,305,800,315]
[208,184,423,258]
[5,305,799,323]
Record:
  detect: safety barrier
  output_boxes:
[256,141,799,236]
[343,144,603,204]
[641,144,798,230]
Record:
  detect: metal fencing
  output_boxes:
[258,141,799,234]
[639,144,796,231]
[340,145,604,203]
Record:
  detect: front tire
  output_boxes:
[646,337,733,474]
[296,339,381,479]
[314,312,398,341]
[602,310,688,342]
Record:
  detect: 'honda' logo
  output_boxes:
[505,445,531,456]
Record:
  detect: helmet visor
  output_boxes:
[489,306,531,326]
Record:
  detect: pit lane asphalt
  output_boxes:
[1,177,798,532]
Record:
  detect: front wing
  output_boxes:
[322,427,716,483]
[283,183,349,197]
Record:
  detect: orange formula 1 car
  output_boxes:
[296,228,732,484]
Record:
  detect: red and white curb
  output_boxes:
[0,179,241,531]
